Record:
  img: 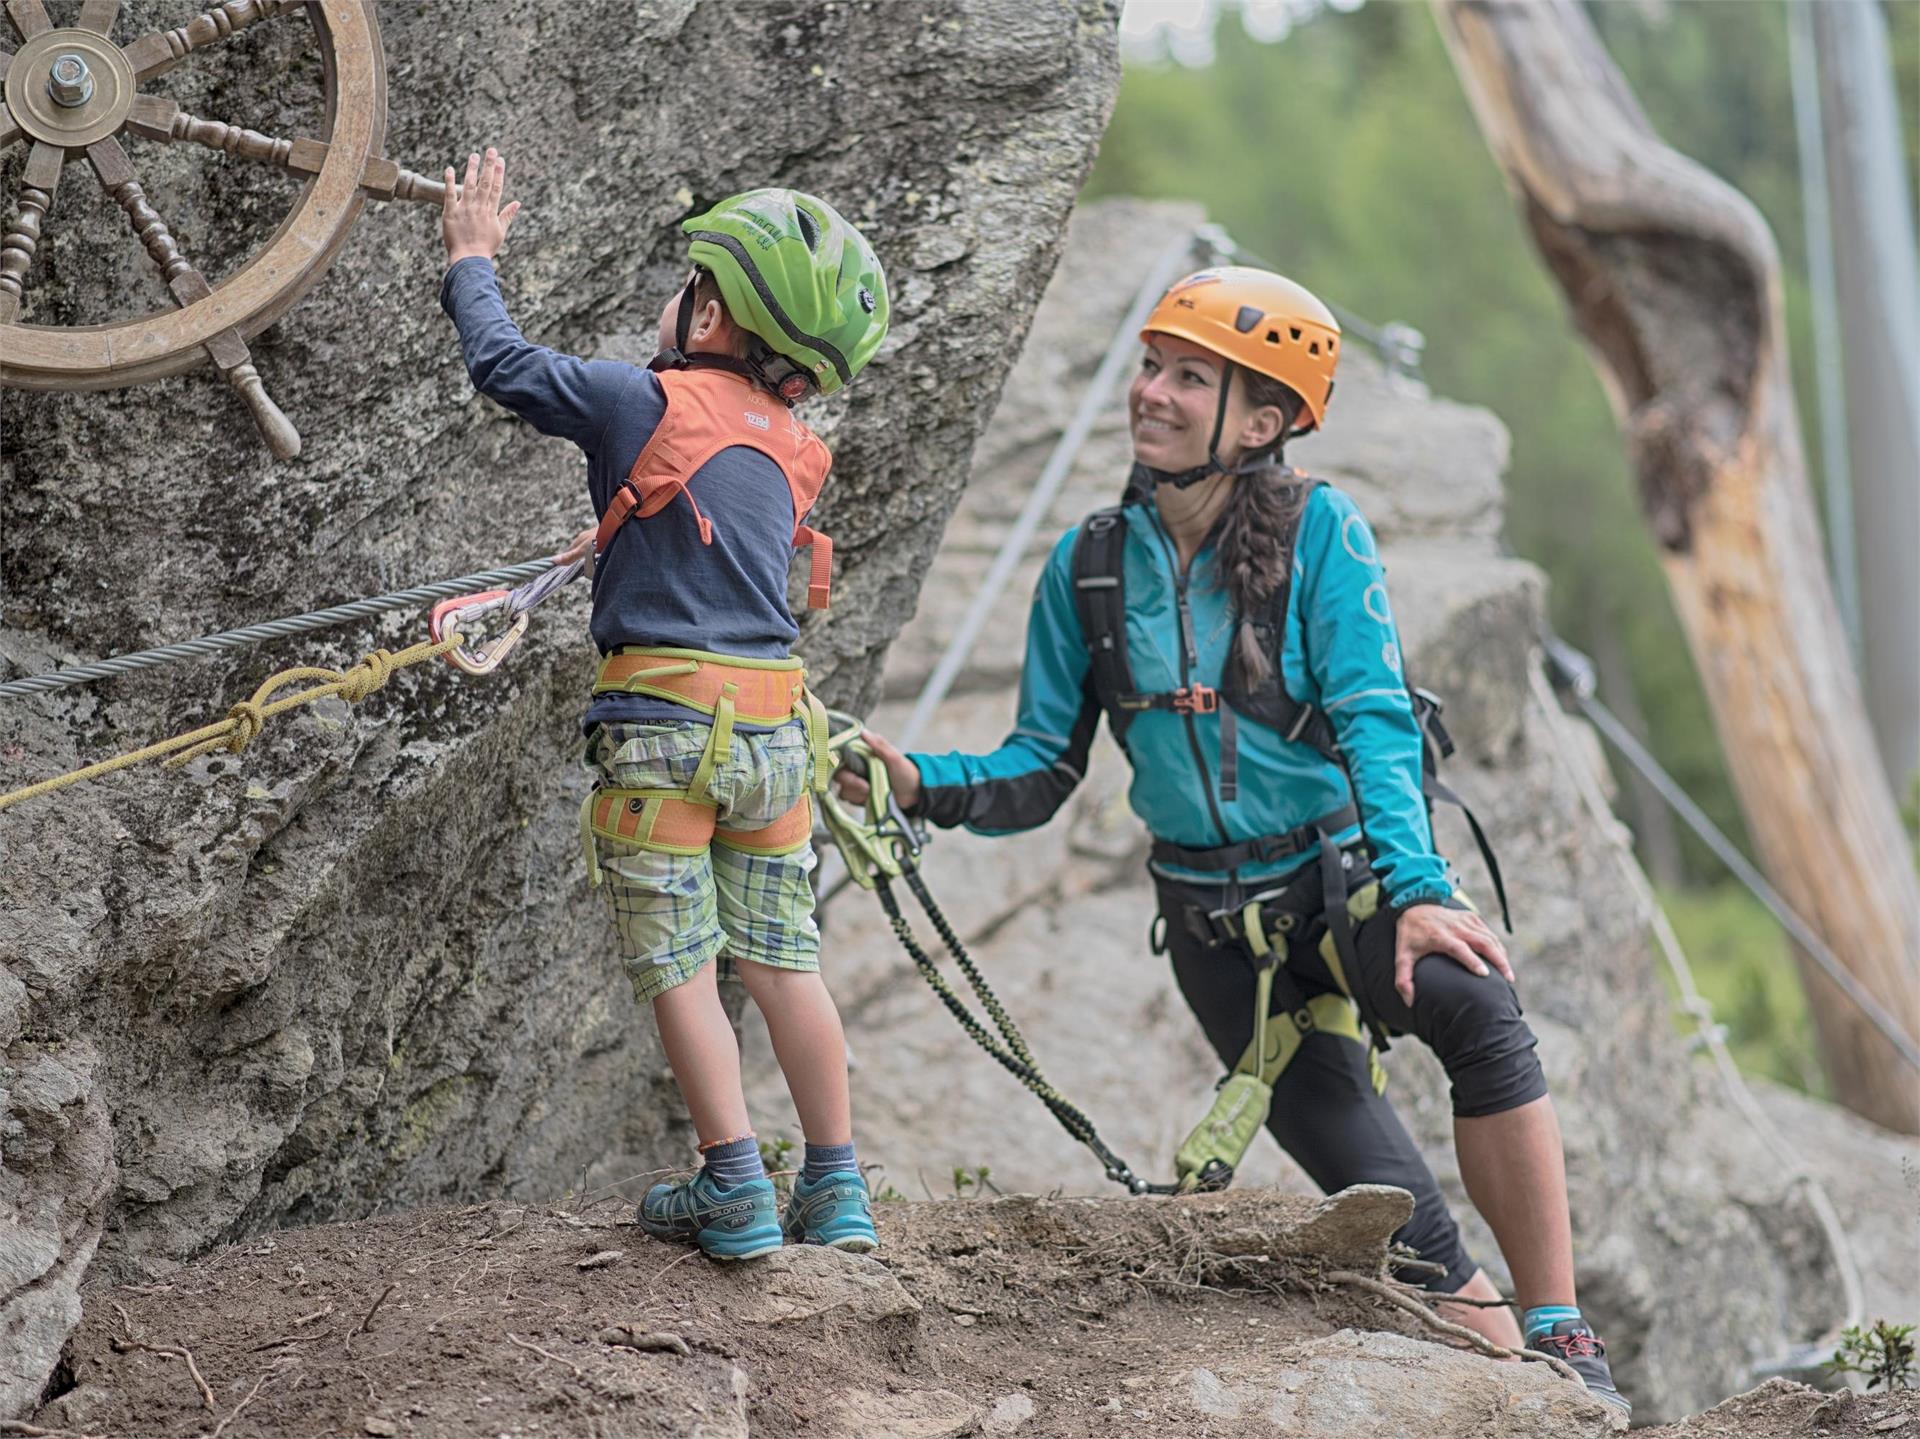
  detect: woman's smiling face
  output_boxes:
[1129,332,1274,472]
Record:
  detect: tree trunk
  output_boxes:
[1433,0,1920,1132]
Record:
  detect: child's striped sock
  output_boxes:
[699,1135,766,1190]
[802,1141,857,1186]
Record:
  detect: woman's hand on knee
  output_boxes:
[832,729,922,810]
[1392,904,1513,1005]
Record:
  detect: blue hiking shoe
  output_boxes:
[1534,1321,1630,1420]
[781,1170,878,1253]
[638,1171,783,1260]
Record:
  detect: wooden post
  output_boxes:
[1433,0,1920,1133]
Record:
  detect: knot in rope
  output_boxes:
[224,700,266,754]
[337,649,396,703]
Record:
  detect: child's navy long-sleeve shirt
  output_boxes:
[441,257,811,729]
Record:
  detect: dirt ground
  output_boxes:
[20,1189,1913,1439]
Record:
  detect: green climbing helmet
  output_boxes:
[683,189,889,397]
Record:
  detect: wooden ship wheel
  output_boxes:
[0,0,444,458]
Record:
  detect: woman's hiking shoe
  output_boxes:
[781,1170,878,1253]
[638,1171,783,1260]
[1534,1321,1630,1419]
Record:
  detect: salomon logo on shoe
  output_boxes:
[638,1173,783,1261]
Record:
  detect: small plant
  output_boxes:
[1826,1320,1916,1391]
[759,1136,797,1199]
[861,1162,905,1203]
[951,1164,995,1199]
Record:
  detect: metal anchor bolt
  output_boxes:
[48,53,95,108]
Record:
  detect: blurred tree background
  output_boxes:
[1085,0,1920,1098]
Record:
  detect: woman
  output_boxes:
[846,268,1628,1415]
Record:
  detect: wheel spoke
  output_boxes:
[0,140,62,324]
[216,351,302,460]
[120,0,299,83]
[87,137,301,459]
[125,94,326,176]
[89,137,198,296]
[359,155,447,207]
[4,0,51,42]
[75,0,120,36]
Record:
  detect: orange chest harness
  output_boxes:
[592,367,836,610]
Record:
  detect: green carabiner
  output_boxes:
[819,710,921,889]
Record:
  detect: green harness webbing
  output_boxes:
[822,717,1180,1195]
[818,715,1384,1198]
[1168,892,1385,1193]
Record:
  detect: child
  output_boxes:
[439,149,890,1260]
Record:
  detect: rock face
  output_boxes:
[0,0,1120,1416]
[742,196,1920,1422]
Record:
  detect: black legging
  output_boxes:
[1154,866,1547,1294]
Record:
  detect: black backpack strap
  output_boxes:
[1422,773,1512,934]
[1404,687,1510,933]
[1071,506,1136,745]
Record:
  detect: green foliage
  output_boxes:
[1903,771,1920,872]
[1658,885,1826,1097]
[759,1135,797,1199]
[1826,1320,1917,1391]
[951,1164,995,1199]
[862,1164,906,1204]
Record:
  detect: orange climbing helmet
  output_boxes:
[1140,267,1340,433]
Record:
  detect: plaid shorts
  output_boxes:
[585,719,821,1004]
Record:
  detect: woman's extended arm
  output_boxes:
[857,529,1100,836]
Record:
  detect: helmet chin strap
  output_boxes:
[1124,364,1305,504]
[648,272,814,407]
[1128,360,1273,498]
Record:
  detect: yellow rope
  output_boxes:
[0,635,461,814]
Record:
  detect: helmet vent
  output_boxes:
[1266,329,1281,344]
[1234,305,1264,334]
[795,207,822,251]
[1308,341,1320,355]
[1289,326,1302,341]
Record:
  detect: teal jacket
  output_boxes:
[908,484,1454,909]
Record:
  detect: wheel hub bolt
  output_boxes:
[48,53,95,108]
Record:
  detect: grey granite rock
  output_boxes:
[0,0,1120,1416]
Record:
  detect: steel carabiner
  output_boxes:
[428,590,529,675]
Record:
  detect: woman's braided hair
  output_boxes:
[1209,368,1313,685]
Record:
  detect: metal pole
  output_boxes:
[1787,0,1859,652]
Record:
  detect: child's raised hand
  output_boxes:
[441,147,521,266]
[553,523,597,577]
